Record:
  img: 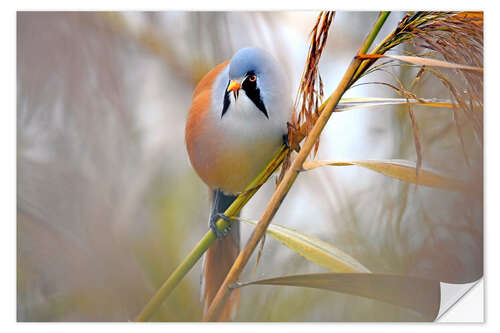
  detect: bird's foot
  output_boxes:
[210,213,232,240]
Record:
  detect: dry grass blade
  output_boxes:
[238,218,370,273]
[410,66,426,90]
[336,97,457,111]
[234,273,441,321]
[357,54,482,72]
[302,159,474,192]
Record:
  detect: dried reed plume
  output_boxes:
[283,12,483,181]
[281,11,334,181]
[340,12,482,176]
[291,11,334,144]
[361,12,483,170]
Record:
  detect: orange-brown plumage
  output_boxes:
[186,60,241,321]
[186,61,234,192]
[186,61,228,159]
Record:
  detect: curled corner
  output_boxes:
[437,278,484,322]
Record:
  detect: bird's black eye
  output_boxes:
[248,74,257,82]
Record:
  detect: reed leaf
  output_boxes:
[238,218,370,273]
[357,54,482,72]
[234,273,441,320]
[337,97,456,111]
[302,159,472,192]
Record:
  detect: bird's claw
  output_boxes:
[210,213,232,240]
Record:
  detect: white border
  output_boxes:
[5,0,495,331]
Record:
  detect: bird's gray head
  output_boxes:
[222,47,289,119]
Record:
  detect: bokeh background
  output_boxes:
[17,12,482,321]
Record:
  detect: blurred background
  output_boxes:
[17,12,482,321]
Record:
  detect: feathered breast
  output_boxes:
[186,61,229,188]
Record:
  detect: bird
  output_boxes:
[185,47,291,321]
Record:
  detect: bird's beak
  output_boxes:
[227,80,241,99]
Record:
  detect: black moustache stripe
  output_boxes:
[243,86,268,119]
[221,82,231,118]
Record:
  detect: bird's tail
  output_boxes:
[201,189,240,321]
